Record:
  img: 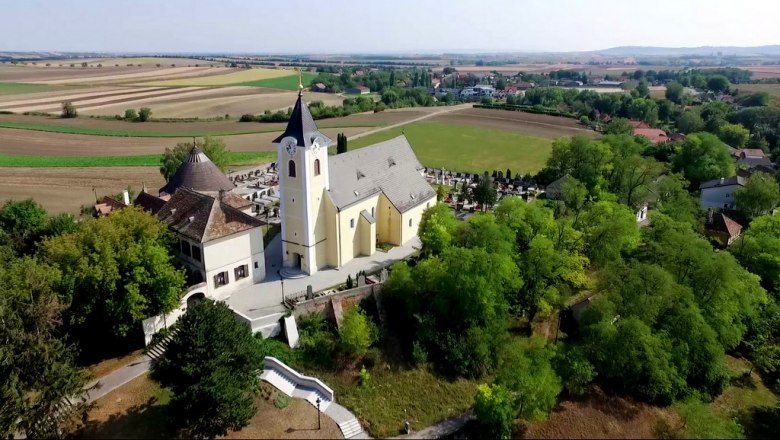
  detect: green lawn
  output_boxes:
[309,365,477,438]
[0,120,380,137]
[0,82,80,95]
[238,72,318,91]
[348,121,554,175]
[0,151,275,167]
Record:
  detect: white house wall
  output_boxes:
[202,228,265,299]
[700,186,740,210]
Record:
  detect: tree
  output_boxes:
[732,214,780,294]
[718,122,750,147]
[544,136,613,193]
[61,101,77,118]
[40,207,185,350]
[474,384,514,439]
[734,172,780,219]
[497,337,562,421]
[553,344,595,397]
[436,184,447,202]
[654,174,702,229]
[124,108,138,121]
[676,110,704,134]
[665,81,685,104]
[472,171,498,210]
[160,136,231,181]
[576,201,640,266]
[418,203,458,255]
[153,300,263,439]
[340,306,377,356]
[336,132,348,154]
[0,257,89,438]
[604,118,634,135]
[0,199,48,255]
[672,132,735,189]
[505,169,512,180]
[138,107,152,122]
[636,80,650,98]
[706,75,731,93]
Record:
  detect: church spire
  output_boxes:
[273,84,332,148]
[297,68,303,96]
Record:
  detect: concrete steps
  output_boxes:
[338,418,365,439]
[259,369,297,396]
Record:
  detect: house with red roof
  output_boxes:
[634,127,669,144]
[704,212,743,246]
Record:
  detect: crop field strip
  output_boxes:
[136,67,297,87]
[0,87,208,113]
[0,82,85,95]
[237,72,317,90]
[0,151,276,167]
[0,120,382,137]
[28,66,227,85]
[0,87,173,109]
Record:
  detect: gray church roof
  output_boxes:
[272,93,332,148]
[159,147,235,196]
[327,135,436,213]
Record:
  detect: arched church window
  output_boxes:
[314,159,321,176]
[288,160,296,177]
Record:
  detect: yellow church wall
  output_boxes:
[324,193,339,268]
[377,194,398,245]
[335,194,381,264]
[359,214,376,256]
[399,195,437,244]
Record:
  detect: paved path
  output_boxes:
[226,233,421,319]
[390,410,474,439]
[83,354,155,404]
[349,104,473,141]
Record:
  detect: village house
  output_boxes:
[699,176,746,210]
[704,212,743,246]
[346,85,370,95]
[310,82,327,93]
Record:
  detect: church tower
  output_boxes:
[273,77,332,275]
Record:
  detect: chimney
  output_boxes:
[122,190,130,206]
[720,177,725,185]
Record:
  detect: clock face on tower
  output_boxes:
[283,138,297,157]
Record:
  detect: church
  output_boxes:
[273,89,436,275]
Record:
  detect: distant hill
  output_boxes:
[594,45,780,57]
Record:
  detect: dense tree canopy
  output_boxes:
[40,207,185,349]
[733,172,780,219]
[0,256,89,438]
[671,132,735,189]
[153,300,263,439]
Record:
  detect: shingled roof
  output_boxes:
[327,135,436,213]
[156,188,262,243]
[272,93,332,148]
[133,191,167,214]
[706,213,743,239]
[159,147,235,196]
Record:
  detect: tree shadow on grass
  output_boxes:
[76,396,174,439]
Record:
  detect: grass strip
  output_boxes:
[0,151,276,167]
[0,121,381,137]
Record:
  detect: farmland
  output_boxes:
[238,71,317,90]
[137,67,298,87]
[0,151,275,167]
[350,121,556,175]
[0,82,81,95]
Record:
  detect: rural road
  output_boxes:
[349,103,474,140]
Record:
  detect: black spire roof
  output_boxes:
[272,93,332,148]
[159,146,235,195]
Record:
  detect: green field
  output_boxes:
[238,72,317,90]
[0,151,275,167]
[0,82,79,95]
[0,120,380,137]
[349,121,554,174]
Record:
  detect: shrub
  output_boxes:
[61,101,77,118]
[124,108,138,121]
[273,394,290,409]
[239,114,256,122]
[412,340,428,366]
[138,107,152,122]
[359,365,371,388]
[340,306,376,357]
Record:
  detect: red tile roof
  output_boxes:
[629,120,650,129]
[634,128,668,144]
[706,213,743,238]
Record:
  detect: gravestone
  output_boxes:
[306,285,314,300]
[379,268,388,283]
[357,275,366,287]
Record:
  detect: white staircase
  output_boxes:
[338,418,364,439]
[259,368,297,396]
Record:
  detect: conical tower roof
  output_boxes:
[159,146,235,195]
[272,92,332,148]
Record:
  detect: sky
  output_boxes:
[3,0,780,54]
